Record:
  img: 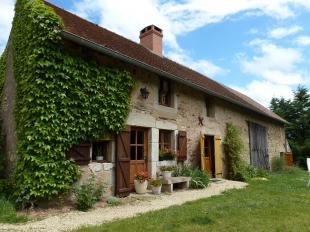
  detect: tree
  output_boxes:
[270,86,310,168]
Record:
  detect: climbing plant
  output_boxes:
[224,123,249,181]
[0,50,6,176]
[9,0,134,205]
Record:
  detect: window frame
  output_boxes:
[159,129,173,151]
[158,78,172,107]
[91,140,109,162]
[130,127,148,161]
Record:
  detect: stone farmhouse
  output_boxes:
[1,1,287,197]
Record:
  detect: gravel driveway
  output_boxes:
[0,180,247,232]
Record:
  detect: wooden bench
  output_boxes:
[162,176,191,193]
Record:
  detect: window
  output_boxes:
[159,130,172,151]
[130,128,147,160]
[205,98,215,118]
[92,141,109,161]
[159,78,172,107]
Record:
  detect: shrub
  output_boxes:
[0,179,15,200]
[159,150,176,161]
[255,167,269,178]
[224,123,250,181]
[73,177,104,211]
[174,164,210,189]
[150,179,162,186]
[106,196,121,206]
[271,156,286,172]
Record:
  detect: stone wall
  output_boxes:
[63,39,286,180]
[126,66,286,176]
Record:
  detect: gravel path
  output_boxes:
[0,180,247,232]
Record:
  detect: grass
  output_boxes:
[75,168,310,232]
[0,196,28,224]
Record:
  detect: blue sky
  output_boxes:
[1,0,310,107]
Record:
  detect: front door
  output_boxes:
[130,127,148,189]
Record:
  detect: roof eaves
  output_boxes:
[61,30,287,124]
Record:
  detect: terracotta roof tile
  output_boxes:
[44,1,286,123]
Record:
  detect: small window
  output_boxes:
[159,130,172,151]
[205,98,215,118]
[159,78,172,107]
[130,128,147,161]
[92,141,109,161]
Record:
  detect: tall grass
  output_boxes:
[0,196,28,223]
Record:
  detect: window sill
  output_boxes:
[91,160,108,163]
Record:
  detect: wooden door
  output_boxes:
[204,136,213,175]
[249,122,269,169]
[116,129,131,197]
[130,127,148,189]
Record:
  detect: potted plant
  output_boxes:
[134,170,150,194]
[159,149,176,161]
[160,166,176,180]
[150,179,162,195]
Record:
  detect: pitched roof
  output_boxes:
[45,1,286,124]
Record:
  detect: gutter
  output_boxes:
[61,31,286,124]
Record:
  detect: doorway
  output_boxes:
[129,127,148,189]
[202,135,215,177]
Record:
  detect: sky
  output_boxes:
[1,0,310,107]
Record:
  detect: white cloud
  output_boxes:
[231,80,294,107]
[71,0,310,78]
[241,42,308,85]
[166,49,227,77]
[0,0,14,53]
[268,25,302,39]
[295,36,310,46]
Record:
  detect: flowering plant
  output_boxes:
[135,171,150,183]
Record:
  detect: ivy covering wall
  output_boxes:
[0,50,6,176]
[8,0,134,204]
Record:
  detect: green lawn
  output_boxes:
[0,196,28,224]
[76,169,310,232]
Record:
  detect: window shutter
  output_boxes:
[116,129,131,197]
[177,131,187,161]
[200,133,206,171]
[68,143,91,165]
[214,136,223,178]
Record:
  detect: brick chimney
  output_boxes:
[139,25,163,56]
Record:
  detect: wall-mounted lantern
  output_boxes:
[140,87,150,99]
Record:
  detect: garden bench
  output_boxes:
[162,176,191,193]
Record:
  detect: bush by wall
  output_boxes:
[271,156,286,172]
[174,164,210,188]
[224,123,249,181]
[73,177,104,211]
[7,0,134,205]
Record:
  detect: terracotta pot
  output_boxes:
[162,171,172,180]
[134,180,148,194]
[151,185,162,195]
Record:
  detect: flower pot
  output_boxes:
[162,171,172,180]
[96,156,104,161]
[134,180,148,194]
[151,185,162,195]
